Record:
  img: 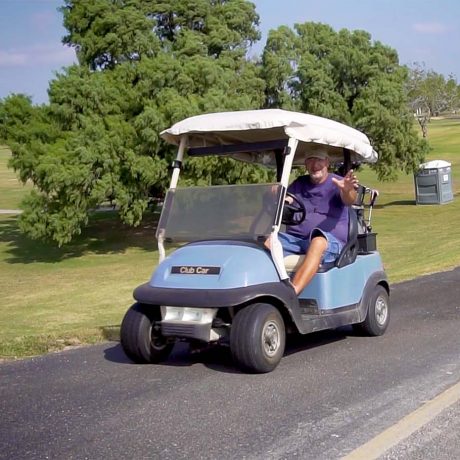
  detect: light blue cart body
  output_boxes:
[135,241,388,335]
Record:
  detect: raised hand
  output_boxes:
[331,170,359,205]
[332,169,359,192]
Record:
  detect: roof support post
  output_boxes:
[343,148,352,173]
[159,136,188,263]
[271,137,299,280]
[169,136,187,189]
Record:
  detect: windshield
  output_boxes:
[157,183,283,242]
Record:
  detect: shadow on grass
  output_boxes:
[375,200,416,208]
[0,211,159,264]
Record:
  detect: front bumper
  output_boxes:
[161,321,213,342]
[133,281,297,308]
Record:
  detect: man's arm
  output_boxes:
[331,170,359,205]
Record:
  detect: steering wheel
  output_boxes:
[282,192,306,225]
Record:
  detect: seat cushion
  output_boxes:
[284,254,305,271]
[283,254,336,273]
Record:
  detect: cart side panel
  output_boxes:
[297,253,385,310]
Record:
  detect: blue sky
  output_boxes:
[1,0,459,105]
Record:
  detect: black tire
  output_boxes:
[355,285,390,336]
[230,303,285,373]
[120,303,174,363]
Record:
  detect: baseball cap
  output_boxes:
[305,149,329,161]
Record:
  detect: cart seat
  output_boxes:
[283,207,359,272]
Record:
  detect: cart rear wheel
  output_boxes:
[120,303,174,363]
[355,285,390,336]
[230,303,285,373]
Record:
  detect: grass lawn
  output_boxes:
[0,211,160,358]
[0,145,32,209]
[1,118,460,359]
[358,117,460,280]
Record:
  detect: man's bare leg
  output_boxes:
[291,236,327,295]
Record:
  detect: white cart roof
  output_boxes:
[161,109,378,165]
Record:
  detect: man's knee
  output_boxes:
[303,236,327,269]
[310,235,328,252]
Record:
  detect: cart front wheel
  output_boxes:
[230,303,285,373]
[120,303,174,363]
[355,285,390,336]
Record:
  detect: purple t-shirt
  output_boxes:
[286,173,349,244]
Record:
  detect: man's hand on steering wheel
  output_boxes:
[282,192,306,225]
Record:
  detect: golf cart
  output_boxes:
[120,109,390,373]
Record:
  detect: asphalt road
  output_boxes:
[1,268,460,460]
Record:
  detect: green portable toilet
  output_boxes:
[414,160,453,204]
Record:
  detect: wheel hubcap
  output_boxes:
[263,321,280,357]
[150,324,168,350]
[375,296,388,326]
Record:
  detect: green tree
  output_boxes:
[0,94,49,145]
[407,63,459,137]
[262,22,428,180]
[7,11,432,245]
[7,0,267,245]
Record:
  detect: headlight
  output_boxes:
[163,306,184,321]
[162,307,217,323]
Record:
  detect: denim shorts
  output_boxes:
[278,229,343,263]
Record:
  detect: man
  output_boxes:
[279,149,359,295]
